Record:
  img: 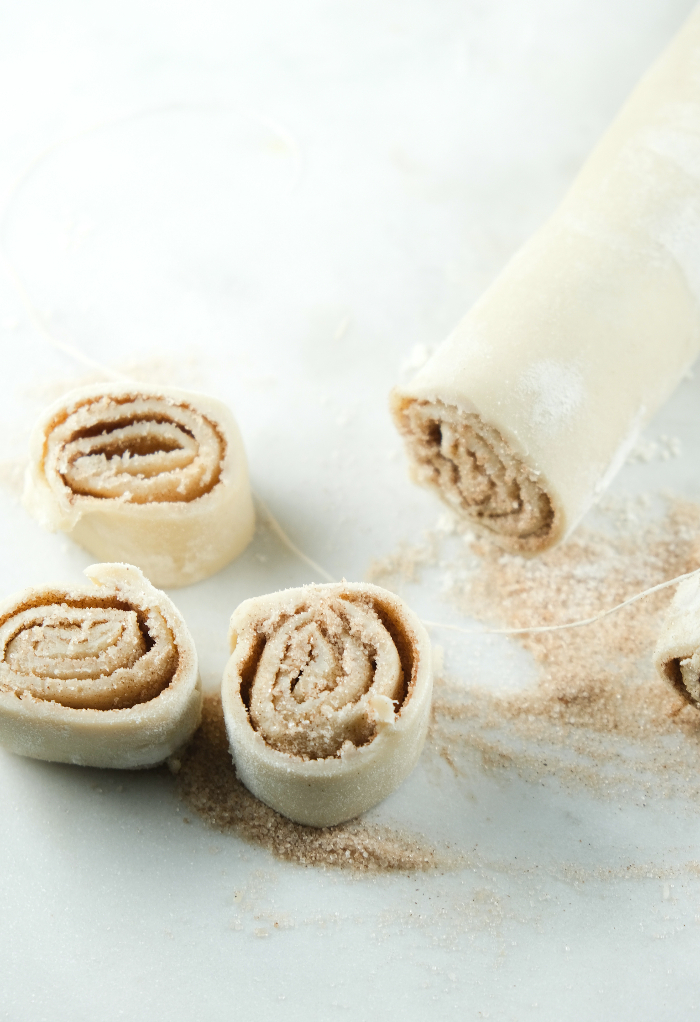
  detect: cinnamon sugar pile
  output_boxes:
[175,693,450,873]
[375,497,700,802]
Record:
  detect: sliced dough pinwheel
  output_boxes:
[654,574,700,709]
[23,383,255,587]
[392,7,700,554]
[221,582,433,827]
[0,562,201,768]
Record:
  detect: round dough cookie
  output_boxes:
[23,382,255,587]
[221,581,433,827]
[0,562,201,768]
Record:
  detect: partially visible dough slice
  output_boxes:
[654,574,700,708]
[23,383,255,587]
[221,582,433,827]
[0,563,201,768]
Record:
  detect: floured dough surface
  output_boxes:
[395,397,555,553]
[391,8,700,554]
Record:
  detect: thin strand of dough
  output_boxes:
[254,495,336,583]
[422,566,700,637]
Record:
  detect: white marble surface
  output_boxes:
[1,1,699,1018]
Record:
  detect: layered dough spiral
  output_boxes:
[396,399,555,553]
[654,575,700,709]
[23,383,255,587]
[0,562,201,768]
[221,582,433,827]
[392,7,700,554]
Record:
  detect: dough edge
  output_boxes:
[0,562,202,768]
[221,581,433,827]
[22,382,255,588]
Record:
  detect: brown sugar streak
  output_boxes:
[175,693,449,873]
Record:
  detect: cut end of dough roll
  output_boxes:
[23,383,255,588]
[390,8,700,557]
[390,393,560,554]
[221,581,433,827]
[0,562,202,768]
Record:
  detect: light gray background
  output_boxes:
[1,1,699,1019]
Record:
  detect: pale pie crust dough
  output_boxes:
[23,383,255,588]
[654,574,700,709]
[0,563,201,768]
[392,7,700,554]
[221,582,433,827]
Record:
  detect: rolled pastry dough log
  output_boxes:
[0,562,201,768]
[221,582,433,827]
[392,7,700,554]
[23,383,255,588]
[654,574,700,708]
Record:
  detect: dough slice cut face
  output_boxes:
[23,383,255,587]
[221,582,433,827]
[393,397,557,553]
[0,563,201,768]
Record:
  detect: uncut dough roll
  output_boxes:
[0,562,201,768]
[23,382,255,588]
[221,582,433,827]
[392,8,700,554]
[654,574,700,709]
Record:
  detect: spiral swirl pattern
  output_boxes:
[0,590,177,711]
[397,398,554,553]
[222,582,433,827]
[24,384,255,588]
[0,564,201,769]
[246,591,406,759]
[46,393,224,505]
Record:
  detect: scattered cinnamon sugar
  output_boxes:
[175,693,453,873]
[177,496,700,873]
[373,495,700,803]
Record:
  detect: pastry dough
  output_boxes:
[221,582,433,827]
[0,562,201,768]
[654,574,700,708]
[23,382,255,587]
[392,7,700,554]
